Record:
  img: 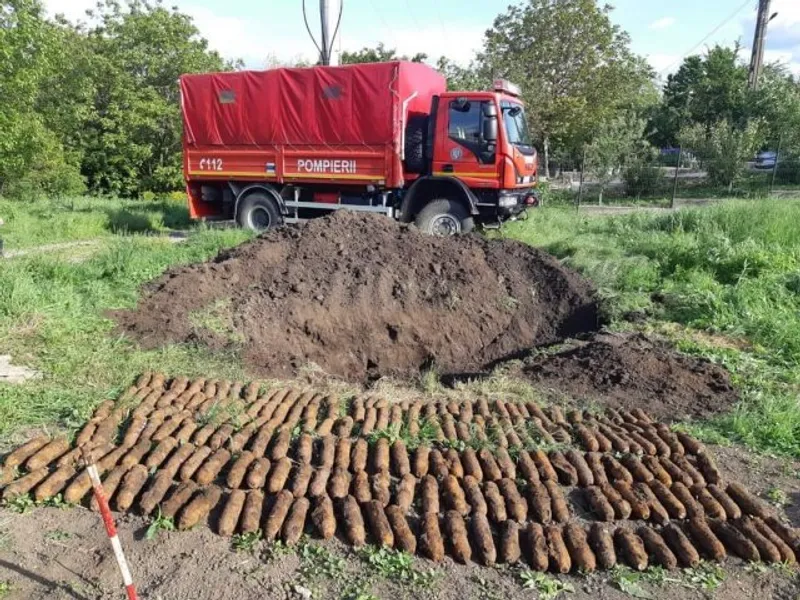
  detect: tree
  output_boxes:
[0,0,233,198]
[585,112,652,203]
[479,0,654,174]
[435,57,489,92]
[263,53,313,69]
[341,42,426,65]
[752,68,800,183]
[0,0,84,196]
[750,65,800,150]
[647,55,704,148]
[679,120,764,191]
[649,45,750,147]
[78,0,230,196]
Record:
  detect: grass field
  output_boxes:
[0,196,191,250]
[502,199,800,456]
[1,196,798,459]
[0,197,252,439]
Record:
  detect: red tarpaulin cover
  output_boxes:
[180,61,445,149]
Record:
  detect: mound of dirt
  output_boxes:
[114,211,600,381]
[522,333,738,421]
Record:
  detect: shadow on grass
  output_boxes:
[106,200,191,234]
[107,209,154,233]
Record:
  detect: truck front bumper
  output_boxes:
[497,189,539,216]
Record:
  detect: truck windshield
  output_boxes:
[502,102,532,147]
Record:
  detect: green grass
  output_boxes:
[231,530,262,553]
[358,545,438,588]
[502,199,800,457]
[517,569,574,599]
[146,508,176,540]
[608,563,726,596]
[0,195,191,250]
[0,215,253,441]
[2,195,800,459]
[298,540,345,579]
[188,298,246,345]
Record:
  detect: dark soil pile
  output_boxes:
[522,333,738,421]
[115,211,600,381]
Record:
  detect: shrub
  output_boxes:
[775,154,800,185]
[623,162,663,198]
[536,180,574,205]
[0,114,85,199]
[679,120,764,190]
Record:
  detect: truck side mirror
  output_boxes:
[483,117,498,143]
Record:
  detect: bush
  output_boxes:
[0,113,85,199]
[679,120,764,190]
[623,162,663,198]
[536,180,574,205]
[775,155,800,185]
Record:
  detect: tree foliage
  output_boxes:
[0,0,84,196]
[0,0,229,198]
[648,45,800,150]
[649,46,750,148]
[435,57,490,92]
[479,0,655,161]
[679,120,764,190]
[341,43,426,65]
[80,0,228,195]
[585,112,651,202]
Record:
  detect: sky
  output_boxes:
[44,0,800,78]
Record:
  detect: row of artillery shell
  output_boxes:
[20,373,708,478]
[0,400,761,525]
[582,479,775,525]
[13,447,573,531]
[352,397,575,446]
[9,452,800,572]
[171,478,800,571]
[0,430,766,529]
[91,374,689,456]
[567,418,712,462]
[112,389,342,454]
[438,514,800,570]
[0,419,635,494]
[17,452,746,544]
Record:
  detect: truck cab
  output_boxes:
[404,79,538,234]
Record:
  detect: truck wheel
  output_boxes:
[415,199,474,236]
[404,115,428,174]
[237,193,283,232]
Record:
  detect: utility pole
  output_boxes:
[749,0,774,90]
[304,0,343,66]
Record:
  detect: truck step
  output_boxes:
[284,201,394,217]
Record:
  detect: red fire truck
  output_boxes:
[180,61,538,235]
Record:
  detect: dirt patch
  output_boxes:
[113,211,600,381]
[2,443,799,600]
[522,332,738,422]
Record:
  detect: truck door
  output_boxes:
[433,99,498,188]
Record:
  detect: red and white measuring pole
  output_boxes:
[85,462,139,600]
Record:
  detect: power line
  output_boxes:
[367,0,400,48]
[432,3,451,47]
[302,0,323,58]
[403,0,423,32]
[659,0,752,76]
[303,0,344,66]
